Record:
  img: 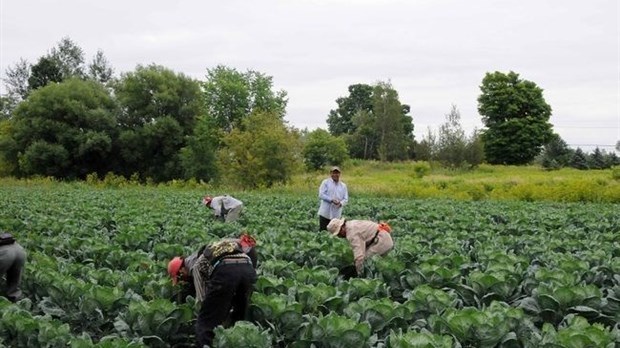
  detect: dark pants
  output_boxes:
[0,243,26,302]
[196,261,257,347]
[319,215,331,232]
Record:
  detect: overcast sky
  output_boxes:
[1,0,618,152]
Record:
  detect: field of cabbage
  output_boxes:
[0,183,619,347]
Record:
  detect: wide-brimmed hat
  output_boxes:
[327,218,345,236]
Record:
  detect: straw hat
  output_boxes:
[327,218,346,236]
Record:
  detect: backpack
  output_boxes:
[202,239,244,265]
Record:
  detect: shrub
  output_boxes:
[102,172,128,188]
[412,161,431,178]
[612,167,620,181]
[303,129,349,170]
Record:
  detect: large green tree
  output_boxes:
[478,71,553,164]
[569,148,589,170]
[540,133,573,169]
[113,64,205,181]
[328,82,414,160]
[414,107,484,168]
[218,112,301,188]
[179,115,221,182]
[49,37,86,79]
[203,65,287,132]
[27,37,86,92]
[347,109,378,159]
[2,58,31,105]
[2,79,117,178]
[88,50,115,85]
[27,56,63,91]
[436,105,467,168]
[372,82,414,161]
[327,84,373,136]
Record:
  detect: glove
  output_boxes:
[338,265,358,280]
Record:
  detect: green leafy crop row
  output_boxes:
[0,183,618,347]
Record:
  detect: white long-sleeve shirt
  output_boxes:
[318,178,348,219]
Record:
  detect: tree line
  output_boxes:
[1,38,617,187]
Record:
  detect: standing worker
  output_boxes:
[327,218,393,278]
[0,231,27,303]
[167,233,258,347]
[203,195,244,223]
[318,166,348,231]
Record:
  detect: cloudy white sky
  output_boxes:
[1,0,618,152]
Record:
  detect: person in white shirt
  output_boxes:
[317,166,348,231]
[203,195,244,223]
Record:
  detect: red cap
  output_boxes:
[168,257,183,285]
[239,233,256,249]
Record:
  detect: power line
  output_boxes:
[554,126,619,129]
[553,125,620,129]
[567,144,616,148]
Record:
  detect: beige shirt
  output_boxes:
[344,220,394,274]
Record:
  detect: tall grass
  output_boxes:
[1,161,618,203]
[283,161,620,203]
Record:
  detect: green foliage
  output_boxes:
[213,321,272,348]
[18,141,70,176]
[302,128,349,170]
[114,299,194,344]
[298,312,372,347]
[414,110,483,169]
[327,84,373,136]
[2,58,31,108]
[540,133,573,170]
[464,129,485,168]
[440,109,479,168]
[412,161,431,178]
[387,329,454,348]
[203,65,287,133]
[413,128,436,161]
[483,117,553,165]
[435,105,467,168]
[569,148,589,170]
[328,82,414,161]
[1,183,620,347]
[588,147,607,169]
[7,78,117,178]
[114,64,202,135]
[49,37,86,80]
[28,56,63,91]
[87,50,114,85]
[179,115,220,182]
[218,111,301,188]
[478,71,553,164]
[612,166,620,180]
[373,82,414,161]
[428,301,527,347]
[343,297,411,334]
[540,315,618,347]
[113,65,205,182]
[0,120,17,175]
